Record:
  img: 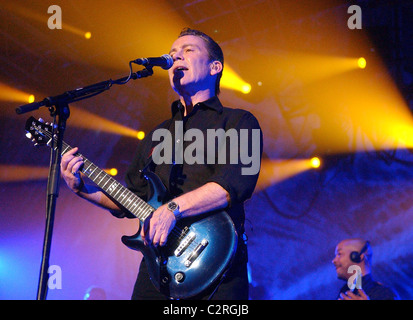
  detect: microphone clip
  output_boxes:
[131,66,153,79]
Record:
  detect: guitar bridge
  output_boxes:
[184,239,208,267]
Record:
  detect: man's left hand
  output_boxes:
[339,289,370,300]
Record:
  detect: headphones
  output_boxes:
[350,241,370,263]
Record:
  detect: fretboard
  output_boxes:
[60,143,153,222]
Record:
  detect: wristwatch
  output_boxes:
[167,201,182,220]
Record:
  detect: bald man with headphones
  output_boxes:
[332,238,399,300]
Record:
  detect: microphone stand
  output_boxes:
[16,65,154,300]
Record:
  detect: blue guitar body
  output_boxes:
[121,171,238,299]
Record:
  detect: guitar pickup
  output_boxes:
[184,239,208,268]
[174,231,196,257]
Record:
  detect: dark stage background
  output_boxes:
[1,0,413,299]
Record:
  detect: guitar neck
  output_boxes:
[59,142,154,222]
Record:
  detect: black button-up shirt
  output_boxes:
[124,96,262,238]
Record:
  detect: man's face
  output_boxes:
[332,241,356,280]
[168,35,217,95]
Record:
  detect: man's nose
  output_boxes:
[173,50,183,61]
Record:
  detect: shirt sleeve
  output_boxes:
[124,136,152,202]
[205,111,263,206]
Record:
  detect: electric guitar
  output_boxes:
[25,116,238,299]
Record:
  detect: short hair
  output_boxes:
[178,28,224,95]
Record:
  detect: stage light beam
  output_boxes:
[255,158,321,192]
[2,3,91,40]
[68,106,144,140]
[0,83,36,104]
[221,66,252,94]
[0,165,49,182]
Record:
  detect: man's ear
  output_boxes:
[209,61,223,76]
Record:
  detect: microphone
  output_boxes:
[133,54,173,70]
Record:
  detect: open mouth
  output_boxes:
[173,66,188,73]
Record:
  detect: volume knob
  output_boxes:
[174,272,185,283]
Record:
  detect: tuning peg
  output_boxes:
[39,118,44,123]
[26,132,32,139]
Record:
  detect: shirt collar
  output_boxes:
[171,96,223,117]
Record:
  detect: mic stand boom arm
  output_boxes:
[15,67,153,115]
[15,66,154,300]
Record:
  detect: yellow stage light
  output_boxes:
[310,157,321,168]
[84,32,92,40]
[28,94,35,103]
[241,84,252,94]
[137,131,145,140]
[358,57,366,69]
[104,168,118,176]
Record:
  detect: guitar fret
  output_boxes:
[127,192,148,215]
[88,166,98,179]
[123,195,134,210]
[97,172,106,183]
[111,184,123,198]
[92,170,104,182]
[142,207,154,220]
[138,206,149,219]
[124,194,140,215]
[102,177,111,188]
[130,202,143,218]
[132,204,152,221]
[123,193,134,210]
[83,162,94,176]
[100,175,111,189]
[127,194,139,210]
[129,202,138,211]
[117,189,128,205]
[107,181,118,194]
[62,145,71,154]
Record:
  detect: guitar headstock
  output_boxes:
[25,116,54,146]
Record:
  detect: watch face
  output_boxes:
[168,202,178,211]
